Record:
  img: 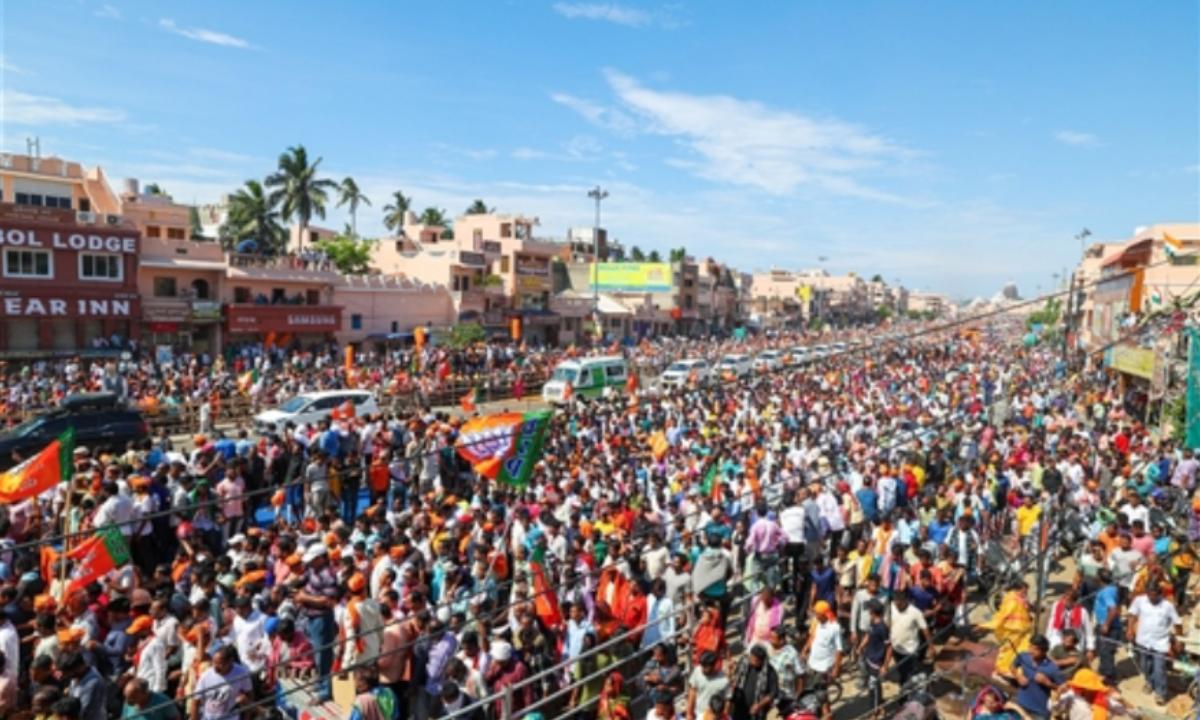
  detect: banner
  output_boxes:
[497,410,552,488]
[1188,328,1200,449]
[589,262,672,292]
[457,410,553,485]
[1107,343,1156,380]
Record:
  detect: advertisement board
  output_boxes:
[589,262,672,292]
[1106,343,1156,380]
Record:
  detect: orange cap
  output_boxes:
[348,573,366,593]
[126,615,153,635]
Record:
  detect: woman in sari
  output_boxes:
[349,669,399,720]
[983,581,1033,678]
[744,585,783,649]
[598,671,632,720]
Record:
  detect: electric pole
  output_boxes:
[587,186,608,342]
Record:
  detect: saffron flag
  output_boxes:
[530,561,563,630]
[0,428,74,504]
[456,410,552,487]
[649,431,669,461]
[330,400,356,421]
[67,526,130,593]
[460,387,480,414]
[1164,231,1185,259]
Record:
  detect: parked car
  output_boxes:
[753,350,784,372]
[660,359,713,389]
[787,346,812,366]
[0,393,149,471]
[715,353,753,378]
[254,389,379,435]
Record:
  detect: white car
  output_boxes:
[754,350,784,372]
[716,353,752,378]
[660,359,712,389]
[787,346,811,366]
[254,389,379,435]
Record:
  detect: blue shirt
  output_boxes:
[1011,652,1064,715]
[928,519,953,545]
[1093,584,1120,628]
[856,489,879,523]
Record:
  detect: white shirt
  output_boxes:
[806,620,844,673]
[0,622,16,686]
[816,492,845,531]
[233,610,269,674]
[1129,595,1180,653]
[136,635,168,692]
[94,494,135,536]
[779,506,806,544]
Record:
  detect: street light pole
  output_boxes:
[587,185,608,341]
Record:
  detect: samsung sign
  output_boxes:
[0,228,137,254]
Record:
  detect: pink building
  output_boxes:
[333,275,455,347]
[138,236,226,354]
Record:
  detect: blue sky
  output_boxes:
[2,0,1197,298]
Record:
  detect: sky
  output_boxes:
[1,0,1197,299]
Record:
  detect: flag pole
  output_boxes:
[58,476,73,601]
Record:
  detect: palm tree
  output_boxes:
[647,249,662,262]
[382,190,412,234]
[419,207,448,227]
[265,145,336,252]
[630,246,645,261]
[337,177,370,238]
[224,180,285,254]
[465,199,490,215]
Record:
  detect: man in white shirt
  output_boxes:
[884,593,932,689]
[230,596,269,675]
[127,616,168,693]
[92,482,135,538]
[1127,585,1180,704]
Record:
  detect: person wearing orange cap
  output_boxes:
[340,572,383,671]
[803,599,844,684]
[127,614,168,693]
[1051,667,1129,720]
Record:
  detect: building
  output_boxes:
[0,153,141,355]
[333,275,455,347]
[221,253,344,351]
[118,179,191,242]
[907,291,953,318]
[287,223,340,253]
[138,236,226,355]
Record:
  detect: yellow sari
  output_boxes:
[983,590,1033,673]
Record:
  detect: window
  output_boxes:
[391,321,399,332]
[78,198,90,212]
[167,227,186,240]
[351,314,363,330]
[80,253,123,281]
[153,277,178,297]
[233,287,251,303]
[501,223,512,238]
[191,279,210,299]
[145,225,161,238]
[3,249,53,278]
[500,256,510,273]
[305,290,320,305]
[685,295,694,309]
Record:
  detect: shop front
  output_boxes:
[224,304,343,351]
[0,204,141,357]
[142,299,224,358]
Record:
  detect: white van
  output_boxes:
[660,358,713,389]
[542,356,628,404]
[254,389,379,435]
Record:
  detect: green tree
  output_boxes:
[336,177,370,238]
[382,190,411,234]
[465,199,491,214]
[479,273,504,288]
[188,206,205,240]
[630,246,645,261]
[647,249,662,262]
[419,207,454,239]
[224,180,285,254]
[669,246,687,262]
[875,305,893,320]
[871,274,884,283]
[143,183,165,196]
[448,322,486,349]
[314,234,374,274]
[266,145,336,252]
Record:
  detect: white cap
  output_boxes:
[302,544,328,564]
[491,640,513,662]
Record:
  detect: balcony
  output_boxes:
[225,252,342,282]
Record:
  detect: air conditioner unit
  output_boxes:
[105,214,121,226]
[76,211,96,224]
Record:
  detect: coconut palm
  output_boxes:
[419,207,449,227]
[465,199,491,214]
[382,190,412,234]
[337,177,370,238]
[265,145,336,251]
[224,180,285,254]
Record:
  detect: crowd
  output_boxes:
[0,319,1193,720]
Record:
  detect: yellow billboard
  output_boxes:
[590,262,673,292]
[1107,343,1156,380]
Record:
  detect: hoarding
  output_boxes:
[1106,343,1156,380]
[589,262,672,292]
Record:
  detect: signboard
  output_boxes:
[515,258,550,277]
[518,275,548,291]
[225,305,342,333]
[1188,328,1200,449]
[0,295,133,317]
[192,301,221,321]
[458,251,486,267]
[0,227,138,254]
[589,262,672,292]
[1106,343,1156,380]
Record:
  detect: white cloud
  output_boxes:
[552,3,651,27]
[512,147,547,160]
[0,55,26,75]
[159,18,253,49]
[555,70,913,200]
[1054,130,1099,147]
[550,93,636,134]
[1,89,126,125]
[94,4,121,20]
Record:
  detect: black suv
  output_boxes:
[0,393,149,471]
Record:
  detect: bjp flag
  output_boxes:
[0,428,74,504]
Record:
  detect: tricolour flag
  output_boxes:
[1164,231,1185,259]
[67,525,130,593]
[0,428,74,504]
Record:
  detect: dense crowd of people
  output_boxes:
[0,321,1193,720]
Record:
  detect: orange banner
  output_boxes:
[510,317,522,342]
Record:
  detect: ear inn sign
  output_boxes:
[0,297,132,317]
